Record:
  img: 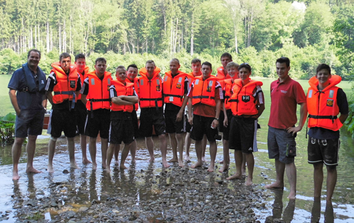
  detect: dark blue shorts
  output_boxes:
[267,126,296,164]
[15,109,45,138]
[109,111,135,145]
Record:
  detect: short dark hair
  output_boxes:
[75,53,85,62]
[276,57,290,67]
[116,65,126,71]
[95,57,106,64]
[316,64,331,75]
[127,64,138,70]
[146,60,155,65]
[191,58,201,64]
[28,49,41,59]
[202,61,212,70]
[171,58,180,65]
[221,52,232,61]
[238,63,252,73]
[59,52,71,62]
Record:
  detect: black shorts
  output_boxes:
[165,109,185,134]
[15,109,45,138]
[109,111,135,145]
[185,115,192,132]
[75,100,87,134]
[49,108,77,138]
[139,108,166,137]
[219,109,232,140]
[229,116,255,154]
[308,137,339,166]
[190,115,218,142]
[85,109,110,139]
[131,110,139,138]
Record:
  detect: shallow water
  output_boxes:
[0,129,353,222]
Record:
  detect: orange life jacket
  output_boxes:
[229,79,263,116]
[77,66,90,100]
[216,66,230,90]
[187,71,202,89]
[51,62,78,106]
[127,77,139,111]
[307,75,342,131]
[111,79,135,112]
[85,71,112,111]
[223,77,238,110]
[163,71,187,107]
[138,67,163,108]
[191,76,218,107]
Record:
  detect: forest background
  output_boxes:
[0,0,354,134]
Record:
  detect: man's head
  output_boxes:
[201,62,212,79]
[75,53,86,73]
[27,49,41,70]
[170,58,180,74]
[316,64,331,86]
[94,57,107,76]
[59,53,71,73]
[145,60,156,77]
[220,52,232,68]
[276,57,290,80]
[226,62,239,78]
[116,65,127,82]
[127,64,138,81]
[238,63,252,82]
[191,58,201,75]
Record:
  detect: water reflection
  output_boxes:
[265,189,295,223]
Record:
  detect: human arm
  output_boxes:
[112,95,138,105]
[222,102,228,127]
[212,98,221,128]
[176,93,188,122]
[9,89,21,116]
[187,97,193,125]
[46,91,54,105]
[287,102,307,135]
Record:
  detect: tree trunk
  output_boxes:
[46,21,50,53]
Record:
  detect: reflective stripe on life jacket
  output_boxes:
[110,80,135,112]
[138,67,163,108]
[307,75,342,131]
[51,62,78,107]
[163,71,187,107]
[85,71,112,111]
[224,78,237,110]
[229,79,263,116]
[191,76,218,107]
[77,66,90,100]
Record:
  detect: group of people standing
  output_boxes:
[9,49,348,205]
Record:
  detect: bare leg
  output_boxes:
[130,140,137,164]
[26,135,41,174]
[12,137,25,180]
[101,138,108,169]
[241,153,247,176]
[169,133,178,162]
[207,141,217,172]
[47,137,57,173]
[145,137,154,162]
[89,137,97,170]
[313,163,323,198]
[120,142,132,169]
[265,159,285,189]
[227,150,243,180]
[106,143,117,173]
[192,140,203,168]
[201,135,207,162]
[67,137,78,169]
[114,144,120,165]
[159,134,170,168]
[176,133,184,167]
[184,132,191,161]
[245,153,254,186]
[80,134,91,164]
[219,139,229,172]
[326,165,337,203]
[286,162,297,199]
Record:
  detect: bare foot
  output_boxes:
[207,166,215,172]
[82,158,91,165]
[102,163,107,169]
[105,168,111,174]
[47,164,54,173]
[131,159,136,164]
[245,177,253,186]
[114,160,119,166]
[191,161,202,168]
[26,167,42,174]
[168,158,178,162]
[219,160,224,164]
[227,173,242,180]
[265,182,284,189]
[70,162,79,169]
[184,155,190,162]
[149,157,155,162]
[202,156,206,162]
[120,164,128,170]
[162,160,170,168]
[92,163,97,170]
[12,172,20,181]
[218,165,229,173]
[288,192,296,200]
[178,160,184,167]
